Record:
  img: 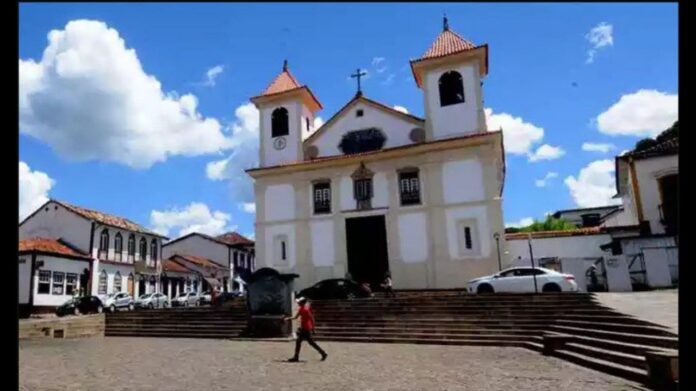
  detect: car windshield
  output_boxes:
[62,298,78,305]
[140,294,152,299]
[178,293,189,297]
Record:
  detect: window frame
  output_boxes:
[150,239,158,267]
[457,219,480,257]
[398,169,422,206]
[114,233,123,262]
[127,234,136,263]
[113,271,122,293]
[139,238,147,262]
[52,272,65,295]
[313,180,332,214]
[438,70,465,107]
[38,270,51,294]
[98,270,108,295]
[271,107,289,138]
[65,273,78,296]
[99,229,109,260]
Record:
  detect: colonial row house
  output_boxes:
[19,199,168,315]
[161,231,256,293]
[245,17,506,290]
[160,254,230,299]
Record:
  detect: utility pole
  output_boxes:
[493,232,502,271]
[527,233,538,294]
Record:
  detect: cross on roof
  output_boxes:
[350,68,367,96]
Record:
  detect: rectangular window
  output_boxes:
[281,242,286,260]
[457,219,479,256]
[399,170,421,206]
[233,252,239,269]
[52,272,65,295]
[313,181,331,214]
[38,270,51,294]
[273,235,288,265]
[464,227,472,249]
[354,178,373,209]
[66,273,78,295]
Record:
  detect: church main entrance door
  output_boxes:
[345,215,390,289]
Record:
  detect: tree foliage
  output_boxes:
[516,216,577,232]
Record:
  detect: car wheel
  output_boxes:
[163,302,169,308]
[110,305,116,313]
[128,303,134,311]
[195,300,200,307]
[542,283,561,293]
[477,284,494,294]
[73,307,80,316]
[184,301,188,307]
[97,305,103,314]
[346,292,356,300]
[148,303,154,309]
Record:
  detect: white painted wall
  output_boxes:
[162,235,230,268]
[372,172,389,208]
[445,205,491,260]
[442,159,485,204]
[506,234,612,261]
[633,155,678,234]
[32,256,90,307]
[339,176,354,211]
[19,201,92,251]
[397,212,428,263]
[604,256,633,292]
[643,248,673,288]
[424,62,483,138]
[309,101,421,157]
[92,226,162,267]
[301,104,316,141]
[310,220,335,266]
[260,100,301,167]
[265,184,296,222]
[98,263,135,298]
[264,223,296,269]
[19,257,31,304]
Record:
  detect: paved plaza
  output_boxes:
[20,337,646,391]
[594,289,678,333]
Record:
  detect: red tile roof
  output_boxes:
[216,232,254,246]
[162,258,192,273]
[19,238,91,260]
[418,29,477,61]
[261,68,302,96]
[505,227,606,241]
[173,254,225,270]
[52,200,167,238]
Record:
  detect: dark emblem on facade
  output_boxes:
[338,128,386,155]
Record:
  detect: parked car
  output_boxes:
[135,292,169,309]
[297,278,372,300]
[172,291,200,307]
[102,292,134,312]
[214,291,244,306]
[56,296,104,317]
[466,267,578,294]
[199,291,212,305]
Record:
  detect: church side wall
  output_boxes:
[253,140,504,291]
[633,155,678,235]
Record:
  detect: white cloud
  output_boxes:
[596,90,678,137]
[150,202,236,238]
[205,102,259,204]
[372,57,387,74]
[203,65,224,87]
[380,73,395,86]
[393,105,409,114]
[19,161,55,221]
[528,144,566,162]
[506,217,534,228]
[485,108,544,156]
[238,202,256,214]
[585,22,613,64]
[535,172,559,188]
[244,232,256,241]
[314,117,324,129]
[564,159,622,208]
[19,19,232,169]
[582,142,615,153]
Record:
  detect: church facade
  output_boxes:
[246,19,507,290]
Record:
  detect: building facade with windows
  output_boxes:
[246,18,506,290]
[19,199,168,314]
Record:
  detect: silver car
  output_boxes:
[135,292,169,309]
[102,292,134,312]
[172,291,200,307]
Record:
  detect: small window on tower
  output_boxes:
[438,70,465,107]
[356,109,364,117]
[271,107,289,137]
[306,117,311,131]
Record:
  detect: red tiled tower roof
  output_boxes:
[418,29,477,61]
[251,60,322,111]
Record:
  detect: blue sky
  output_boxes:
[19,3,678,237]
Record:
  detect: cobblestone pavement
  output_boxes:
[20,337,647,391]
[594,289,678,333]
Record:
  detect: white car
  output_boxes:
[101,292,134,312]
[466,267,578,294]
[172,291,200,307]
[135,292,170,309]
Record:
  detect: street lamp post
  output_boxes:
[527,233,538,294]
[493,232,502,271]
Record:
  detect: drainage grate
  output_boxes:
[53,329,65,338]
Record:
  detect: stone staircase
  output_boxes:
[104,291,677,385]
[310,291,677,384]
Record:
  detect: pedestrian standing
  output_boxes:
[382,273,395,298]
[283,297,328,362]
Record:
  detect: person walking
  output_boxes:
[283,297,328,362]
[382,273,395,298]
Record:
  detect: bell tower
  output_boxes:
[410,17,489,140]
[250,60,322,168]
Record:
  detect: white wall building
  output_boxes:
[19,199,168,313]
[246,18,506,290]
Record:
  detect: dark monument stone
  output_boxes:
[242,268,299,338]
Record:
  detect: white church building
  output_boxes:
[246,18,507,290]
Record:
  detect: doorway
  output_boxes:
[345,215,390,288]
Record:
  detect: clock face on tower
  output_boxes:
[273,136,287,150]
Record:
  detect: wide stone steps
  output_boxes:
[551,348,648,383]
[547,325,678,349]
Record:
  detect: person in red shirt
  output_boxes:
[283,297,327,362]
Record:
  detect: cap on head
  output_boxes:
[296,297,307,305]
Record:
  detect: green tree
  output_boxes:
[517,216,577,232]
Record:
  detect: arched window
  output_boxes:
[127,234,136,263]
[98,270,108,295]
[113,271,122,293]
[271,107,289,137]
[438,70,465,107]
[114,233,123,262]
[127,273,134,296]
[98,229,109,260]
[150,239,158,266]
[139,238,147,262]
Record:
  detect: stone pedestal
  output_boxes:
[645,350,678,391]
[243,268,299,338]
